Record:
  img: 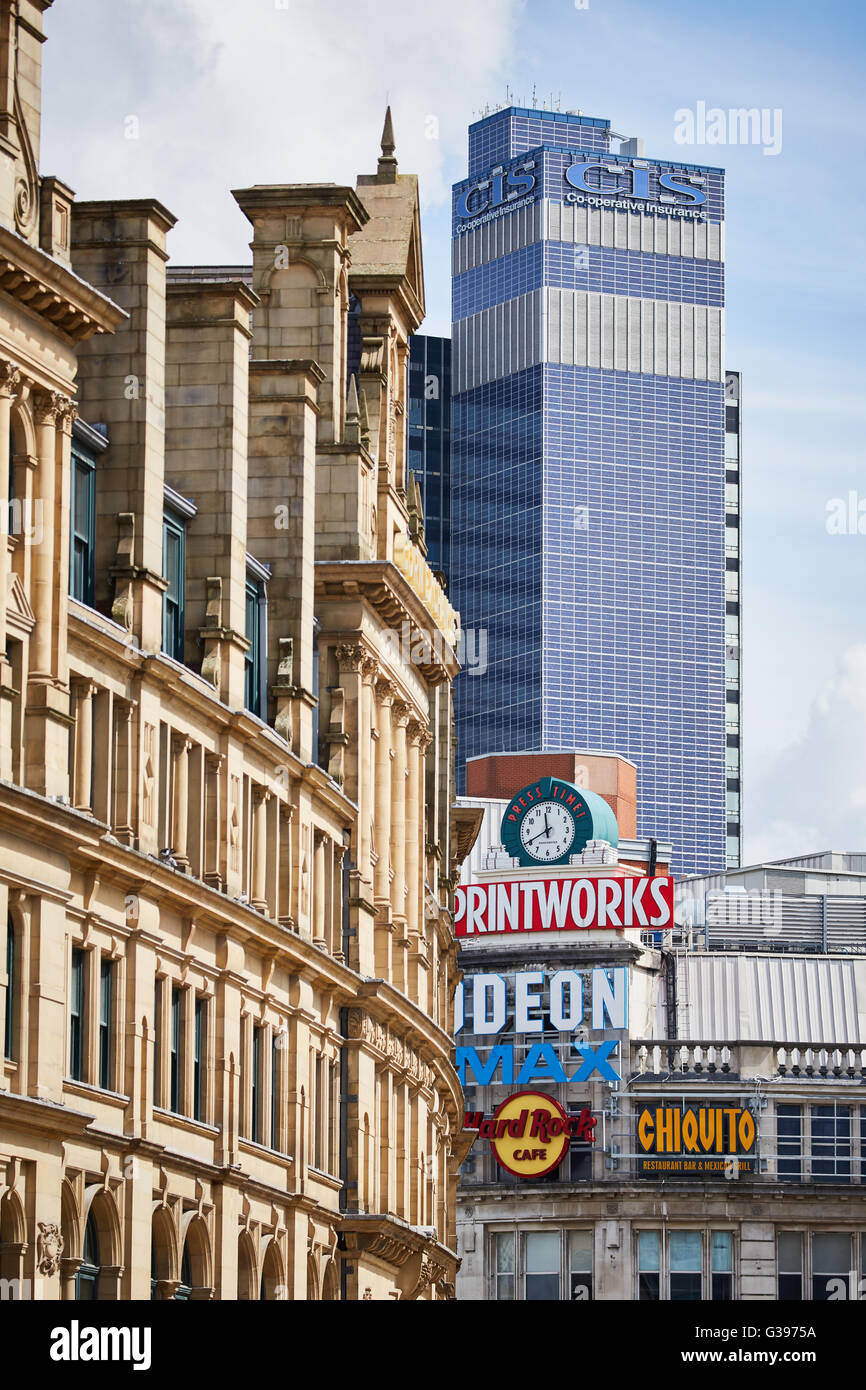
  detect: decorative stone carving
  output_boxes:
[12,85,38,240]
[32,388,73,426]
[335,643,365,672]
[272,636,294,749]
[37,1222,64,1277]
[110,513,136,632]
[325,687,348,786]
[0,359,21,398]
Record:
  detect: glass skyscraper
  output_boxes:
[450,106,738,876]
[408,334,451,580]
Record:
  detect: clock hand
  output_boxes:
[526,826,554,844]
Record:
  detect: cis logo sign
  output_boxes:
[466,1090,596,1178]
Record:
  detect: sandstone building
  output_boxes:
[0,0,478,1300]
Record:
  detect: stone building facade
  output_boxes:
[0,0,478,1300]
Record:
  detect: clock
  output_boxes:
[500,775,619,869]
[519,800,575,862]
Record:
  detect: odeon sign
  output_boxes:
[455,965,626,1086]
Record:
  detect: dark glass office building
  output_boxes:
[450,106,737,875]
[408,334,451,579]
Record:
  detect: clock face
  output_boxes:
[519,800,576,862]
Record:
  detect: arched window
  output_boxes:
[75,1212,100,1300]
[260,1239,283,1301]
[175,1241,192,1301]
[238,1233,257,1301]
[4,915,14,1060]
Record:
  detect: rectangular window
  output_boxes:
[162,513,186,663]
[69,947,84,1081]
[251,1025,262,1144]
[314,1052,325,1168]
[193,996,205,1122]
[812,1233,851,1302]
[170,986,181,1113]
[493,1231,514,1301]
[271,1033,279,1150]
[153,979,162,1106]
[638,1230,660,1301]
[244,577,263,717]
[711,1231,733,1301]
[778,1232,803,1300]
[669,1230,702,1301]
[777,1104,802,1181]
[98,958,113,1090]
[811,1104,851,1183]
[4,917,14,1060]
[568,1230,593,1301]
[70,445,96,606]
[524,1231,559,1301]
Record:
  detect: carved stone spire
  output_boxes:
[378,106,398,183]
[345,373,360,444]
[358,384,371,450]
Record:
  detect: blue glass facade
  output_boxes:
[451,107,733,875]
[408,335,451,578]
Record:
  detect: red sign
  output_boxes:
[454,875,673,936]
[464,1092,596,1178]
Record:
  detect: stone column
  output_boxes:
[390,702,409,918]
[390,701,409,992]
[250,786,271,913]
[24,392,74,797]
[29,390,62,676]
[112,698,136,843]
[170,734,192,871]
[312,831,327,949]
[0,359,21,659]
[406,722,422,996]
[203,754,224,889]
[71,680,96,811]
[360,656,379,880]
[373,681,393,906]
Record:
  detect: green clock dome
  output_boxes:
[500,776,620,868]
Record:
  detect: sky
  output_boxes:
[39,0,866,865]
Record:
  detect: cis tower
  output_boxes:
[450,106,741,876]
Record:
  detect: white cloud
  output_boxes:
[746,645,866,862]
[41,0,523,264]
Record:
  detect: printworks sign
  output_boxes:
[454,875,673,936]
[637,1105,757,1176]
[465,1090,596,1178]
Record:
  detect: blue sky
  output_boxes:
[40,0,866,861]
